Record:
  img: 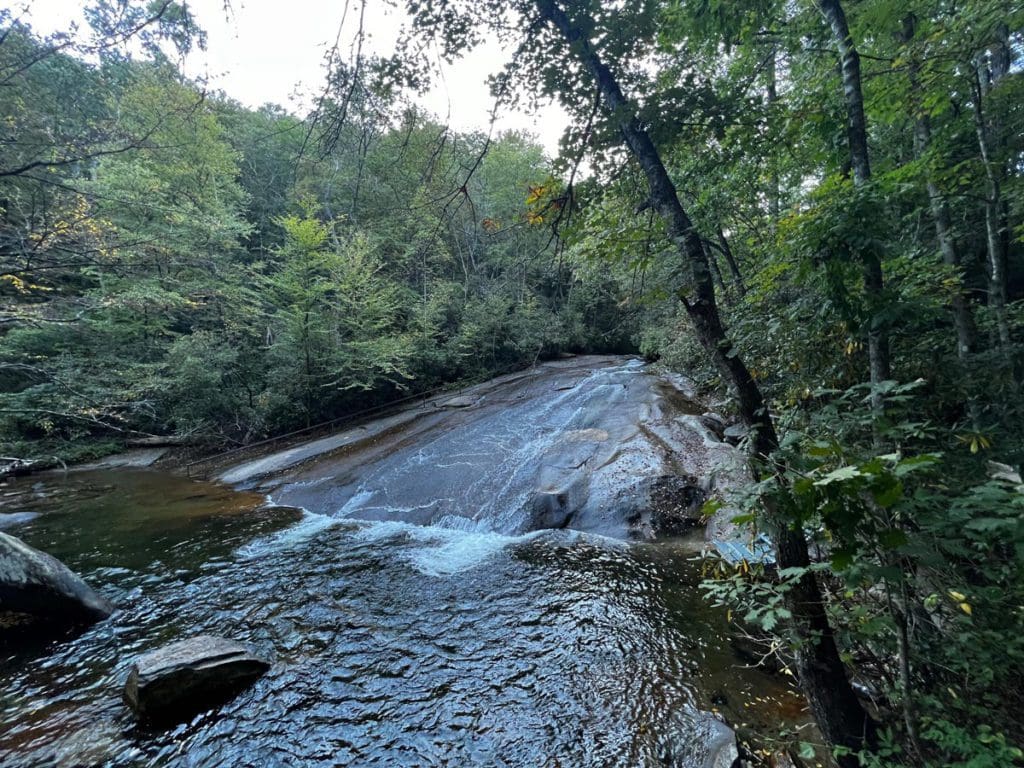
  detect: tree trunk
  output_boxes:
[901,15,977,360]
[535,1,876,761]
[717,226,746,297]
[818,0,891,406]
[970,60,1011,347]
[917,125,979,359]
[708,244,728,295]
[766,37,780,221]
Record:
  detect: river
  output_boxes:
[0,358,807,767]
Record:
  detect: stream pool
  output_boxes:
[0,468,807,767]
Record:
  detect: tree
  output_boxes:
[818,0,891,413]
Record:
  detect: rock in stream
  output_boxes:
[0,531,113,631]
[123,635,270,724]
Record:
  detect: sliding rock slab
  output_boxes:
[124,635,270,723]
[0,531,113,628]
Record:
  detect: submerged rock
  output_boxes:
[123,635,270,723]
[0,531,113,629]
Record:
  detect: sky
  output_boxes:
[17,0,568,155]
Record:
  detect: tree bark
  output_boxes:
[535,1,876,761]
[818,0,891,405]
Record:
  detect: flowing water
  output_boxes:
[0,361,809,767]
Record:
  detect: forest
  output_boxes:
[1,0,1022,766]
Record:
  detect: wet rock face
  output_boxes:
[620,475,708,539]
[647,476,707,537]
[0,531,113,630]
[123,635,270,724]
[526,476,589,531]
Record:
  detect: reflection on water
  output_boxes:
[0,469,807,767]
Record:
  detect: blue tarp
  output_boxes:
[713,534,776,566]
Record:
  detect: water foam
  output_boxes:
[350,518,543,577]
[235,507,343,559]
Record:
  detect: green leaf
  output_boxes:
[831,550,855,570]
[871,480,903,508]
[815,465,863,485]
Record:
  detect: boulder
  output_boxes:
[722,424,747,446]
[123,635,270,723]
[0,531,113,628]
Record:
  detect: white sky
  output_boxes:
[17,0,568,155]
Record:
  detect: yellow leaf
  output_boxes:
[949,590,966,601]
[959,602,972,615]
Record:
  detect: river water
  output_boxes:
[0,362,808,767]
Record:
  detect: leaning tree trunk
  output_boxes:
[818,0,891,409]
[534,1,876,761]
